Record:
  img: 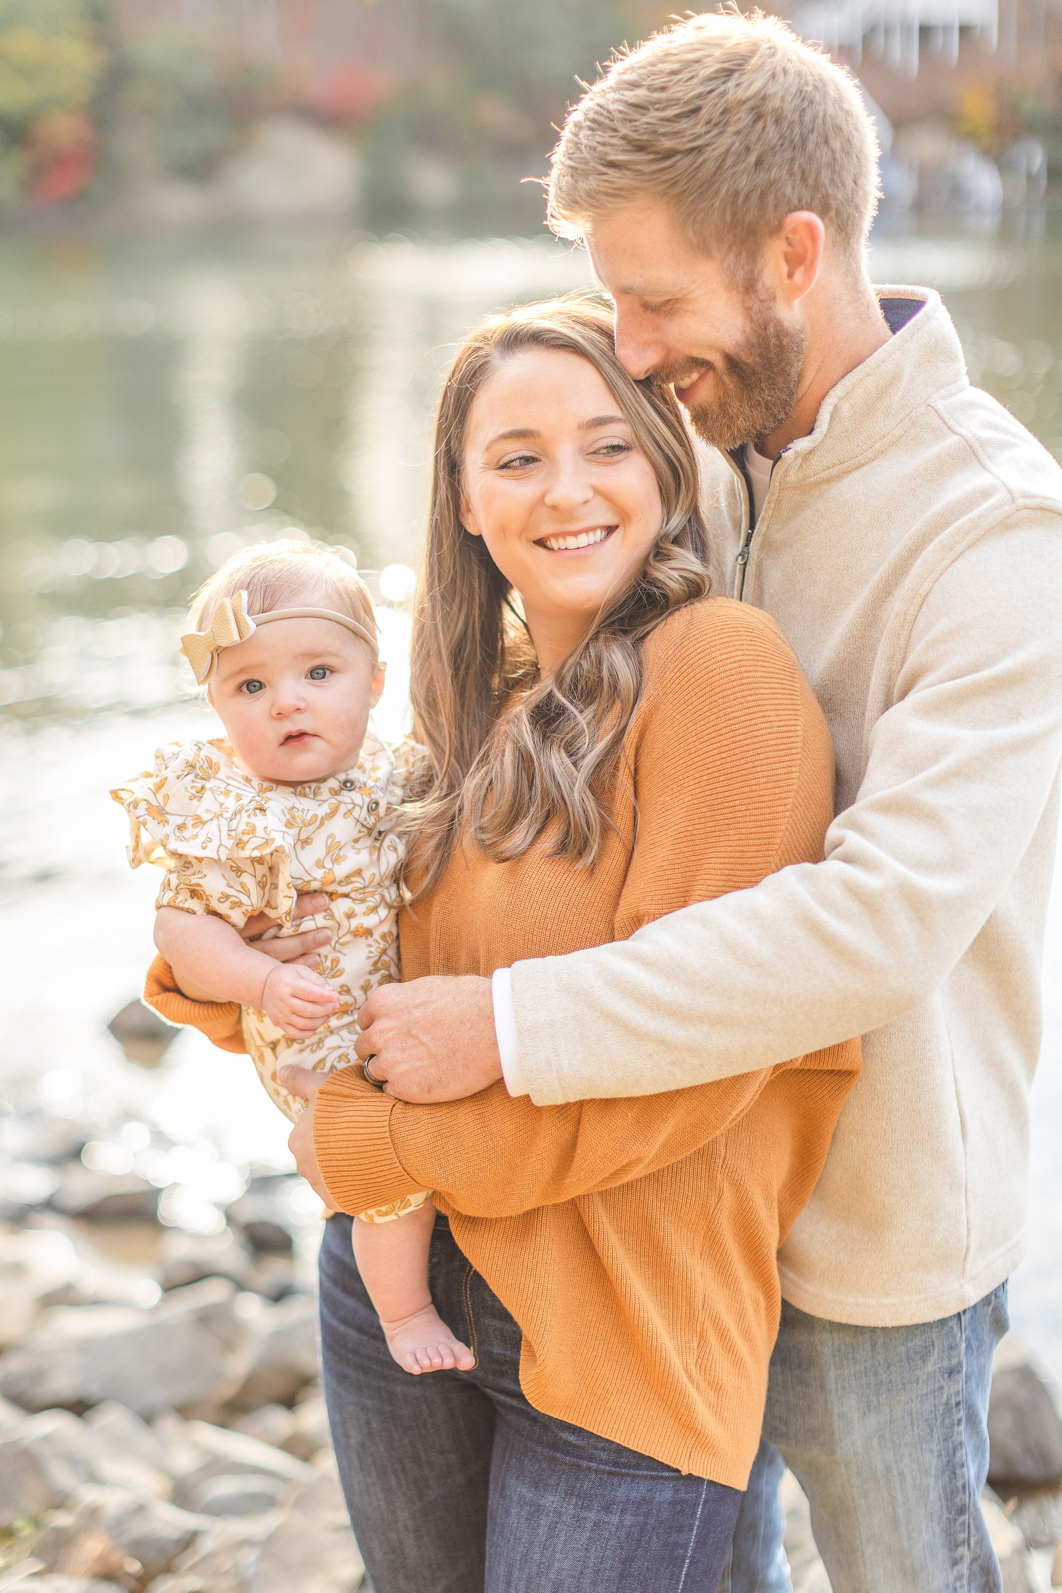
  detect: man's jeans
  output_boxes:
[318,1212,742,1593]
[721,1286,1010,1593]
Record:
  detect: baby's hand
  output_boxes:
[261,963,339,1039]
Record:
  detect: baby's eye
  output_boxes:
[308,665,330,681]
[241,679,265,695]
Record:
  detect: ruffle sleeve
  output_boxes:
[112,740,295,929]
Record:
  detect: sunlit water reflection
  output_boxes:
[1,215,1060,1378]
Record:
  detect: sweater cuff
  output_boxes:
[143,954,246,1055]
[313,1065,425,1216]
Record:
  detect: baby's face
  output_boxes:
[208,614,385,786]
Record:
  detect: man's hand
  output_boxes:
[278,1065,332,1204]
[239,892,333,967]
[354,976,501,1103]
[261,963,338,1038]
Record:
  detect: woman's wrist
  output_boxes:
[313,1067,423,1216]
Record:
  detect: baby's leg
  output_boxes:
[351,1200,475,1375]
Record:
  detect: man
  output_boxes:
[339,13,1062,1592]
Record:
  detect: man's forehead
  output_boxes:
[585,221,709,299]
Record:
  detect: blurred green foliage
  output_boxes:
[121,34,243,181]
[0,0,677,222]
[0,0,103,209]
[362,0,673,225]
[0,0,102,125]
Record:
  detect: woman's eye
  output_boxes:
[241,679,265,695]
[309,665,330,681]
[498,452,538,471]
[594,440,632,459]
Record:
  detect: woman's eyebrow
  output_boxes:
[484,414,627,449]
[485,427,539,447]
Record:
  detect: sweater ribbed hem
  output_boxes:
[314,1066,423,1215]
[777,1239,1022,1327]
[143,954,245,1054]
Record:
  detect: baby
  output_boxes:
[113,540,474,1377]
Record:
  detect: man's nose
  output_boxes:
[613,306,667,382]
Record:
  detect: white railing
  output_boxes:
[790,0,999,74]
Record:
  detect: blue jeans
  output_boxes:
[721,1286,1010,1593]
[318,1212,742,1593]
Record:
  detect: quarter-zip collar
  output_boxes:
[715,286,949,596]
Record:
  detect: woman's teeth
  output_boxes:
[541,527,612,552]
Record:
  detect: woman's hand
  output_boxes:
[354,976,502,1102]
[163,893,334,1003]
[262,964,339,1038]
[239,892,333,966]
[278,1064,333,1204]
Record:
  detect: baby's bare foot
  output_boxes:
[380,1305,476,1375]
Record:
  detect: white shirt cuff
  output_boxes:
[492,966,529,1097]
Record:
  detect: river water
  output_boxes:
[0,214,1060,1376]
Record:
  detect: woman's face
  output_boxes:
[459,347,664,672]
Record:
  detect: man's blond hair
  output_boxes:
[548,10,880,276]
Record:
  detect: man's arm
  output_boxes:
[511,519,1062,1103]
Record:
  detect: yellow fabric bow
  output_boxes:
[180,592,255,684]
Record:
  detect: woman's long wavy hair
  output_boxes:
[404,296,712,898]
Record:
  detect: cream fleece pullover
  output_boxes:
[509,287,1062,1328]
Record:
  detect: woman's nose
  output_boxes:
[542,456,596,511]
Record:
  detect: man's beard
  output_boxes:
[654,290,807,454]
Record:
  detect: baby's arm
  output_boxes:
[154,908,338,1039]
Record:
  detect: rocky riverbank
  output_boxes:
[2,1006,1062,1592]
[0,999,356,1593]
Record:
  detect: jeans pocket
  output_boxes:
[461,1260,481,1366]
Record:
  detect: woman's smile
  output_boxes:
[537,525,616,553]
[459,345,663,673]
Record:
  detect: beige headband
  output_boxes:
[180,591,378,684]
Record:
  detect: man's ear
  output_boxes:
[369,661,387,708]
[764,211,825,307]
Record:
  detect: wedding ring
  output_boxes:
[363,1055,381,1084]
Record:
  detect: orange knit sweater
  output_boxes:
[147,598,860,1488]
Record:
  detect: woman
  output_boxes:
[148,298,860,1593]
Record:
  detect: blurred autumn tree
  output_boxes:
[0,0,671,224]
[0,0,104,209]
